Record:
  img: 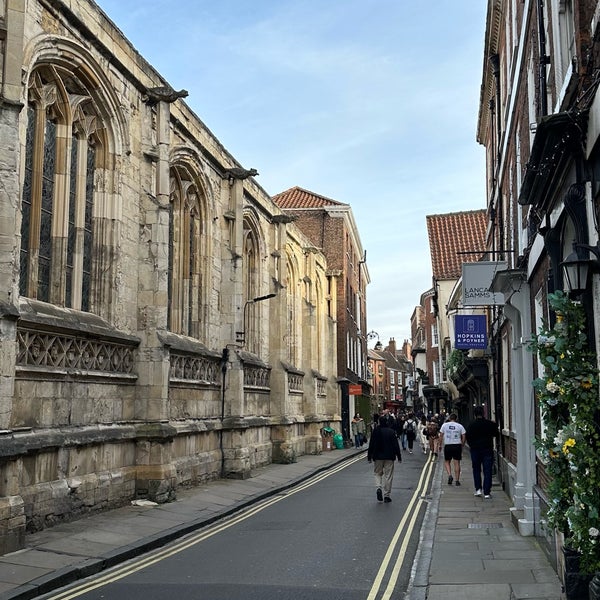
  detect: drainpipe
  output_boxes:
[490,54,502,146]
[537,0,549,117]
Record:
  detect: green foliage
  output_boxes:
[445,349,465,377]
[528,291,600,573]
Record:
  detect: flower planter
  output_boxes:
[589,573,600,600]
[563,547,593,600]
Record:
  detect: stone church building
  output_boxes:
[0,0,341,553]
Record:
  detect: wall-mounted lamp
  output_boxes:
[235,293,276,345]
[561,242,600,296]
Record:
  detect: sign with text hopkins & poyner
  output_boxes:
[455,315,488,349]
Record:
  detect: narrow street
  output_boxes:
[39,451,434,600]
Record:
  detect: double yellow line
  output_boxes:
[367,455,435,600]
[46,453,434,600]
[45,454,367,600]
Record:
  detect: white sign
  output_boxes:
[462,262,507,306]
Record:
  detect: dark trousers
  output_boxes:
[470,448,494,495]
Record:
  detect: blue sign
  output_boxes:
[455,315,487,349]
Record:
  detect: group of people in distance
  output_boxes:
[366,407,498,503]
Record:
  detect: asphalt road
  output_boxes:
[39,450,434,600]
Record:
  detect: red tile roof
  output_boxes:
[272,186,349,209]
[426,210,487,280]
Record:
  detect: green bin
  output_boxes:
[333,433,344,449]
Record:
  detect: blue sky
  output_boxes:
[95,0,488,347]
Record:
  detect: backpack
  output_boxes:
[405,420,415,434]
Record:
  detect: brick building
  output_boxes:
[273,186,370,441]
[477,0,600,574]
[425,210,488,420]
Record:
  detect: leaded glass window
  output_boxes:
[38,118,56,303]
[20,67,102,313]
[168,167,207,340]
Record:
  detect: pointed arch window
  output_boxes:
[242,216,262,354]
[286,254,300,366]
[168,166,207,338]
[20,68,104,311]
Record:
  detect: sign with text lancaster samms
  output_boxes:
[462,261,507,306]
[455,315,487,349]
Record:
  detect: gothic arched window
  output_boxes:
[168,166,208,338]
[242,215,262,354]
[20,67,105,311]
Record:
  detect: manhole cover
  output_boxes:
[468,523,504,529]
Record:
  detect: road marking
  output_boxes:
[366,457,434,600]
[41,453,367,600]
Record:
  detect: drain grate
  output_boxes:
[468,523,504,529]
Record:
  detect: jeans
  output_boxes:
[354,434,361,448]
[470,447,494,495]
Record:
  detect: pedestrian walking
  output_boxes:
[404,413,418,454]
[418,415,428,454]
[351,413,367,448]
[367,414,402,503]
[398,414,408,450]
[425,418,440,457]
[439,413,466,486]
[465,405,499,498]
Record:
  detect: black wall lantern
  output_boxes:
[561,243,600,296]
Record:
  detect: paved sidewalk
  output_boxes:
[0,445,563,600]
[406,452,563,600]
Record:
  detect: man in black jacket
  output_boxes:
[367,415,402,503]
[465,405,499,499]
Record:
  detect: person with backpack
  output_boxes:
[404,413,418,454]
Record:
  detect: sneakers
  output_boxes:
[484,494,492,499]
[455,480,461,486]
[474,489,482,496]
[376,488,383,502]
[409,450,413,454]
[448,475,453,485]
[384,496,392,503]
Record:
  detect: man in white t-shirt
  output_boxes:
[439,413,466,486]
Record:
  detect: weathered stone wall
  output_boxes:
[0,0,342,554]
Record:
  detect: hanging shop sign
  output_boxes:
[462,261,507,306]
[455,314,488,349]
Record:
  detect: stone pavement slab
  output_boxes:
[403,452,562,600]
[427,583,512,600]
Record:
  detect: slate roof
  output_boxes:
[273,186,349,209]
[426,210,487,280]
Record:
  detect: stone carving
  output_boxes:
[143,86,189,105]
[169,353,220,384]
[224,167,259,181]
[16,329,135,374]
[243,364,271,388]
[288,372,304,392]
